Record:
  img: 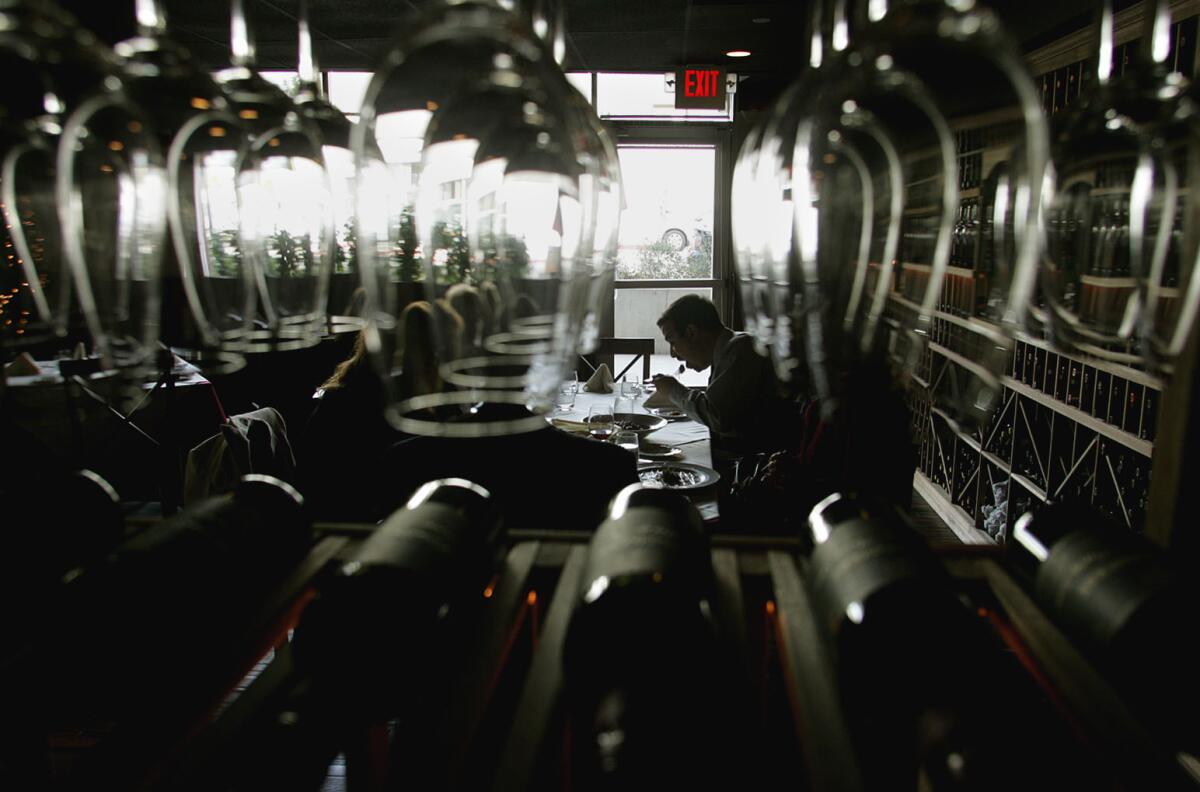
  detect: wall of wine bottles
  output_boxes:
[902,15,1198,546]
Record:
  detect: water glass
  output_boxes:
[555,380,576,411]
[614,394,634,417]
[612,430,639,456]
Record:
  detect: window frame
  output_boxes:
[603,121,735,338]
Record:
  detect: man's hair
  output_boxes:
[657,294,722,333]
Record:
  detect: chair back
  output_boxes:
[579,337,655,382]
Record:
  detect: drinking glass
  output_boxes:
[1046,0,1197,377]
[354,0,607,437]
[116,0,251,374]
[294,0,360,336]
[58,91,167,381]
[621,374,642,400]
[555,379,576,411]
[746,0,959,419]
[586,403,614,441]
[0,0,110,351]
[220,0,333,353]
[49,7,168,397]
[612,429,639,457]
[614,394,634,417]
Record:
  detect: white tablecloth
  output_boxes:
[555,390,719,522]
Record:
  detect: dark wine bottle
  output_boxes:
[1011,502,1198,749]
[562,484,739,791]
[806,493,1067,791]
[45,474,313,719]
[3,469,125,626]
[292,477,504,720]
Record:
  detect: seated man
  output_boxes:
[651,294,794,455]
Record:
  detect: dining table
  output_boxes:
[2,355,228,508]
[552,389,721,524]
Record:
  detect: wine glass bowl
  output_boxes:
[1,0,119,350]
[1038,0,1186,369]
[354,0,607,437]
[293,8,360,336]
[235,118,335,352]
[113,0,253,374]
[612,429,640,456]
[586,403,615,441]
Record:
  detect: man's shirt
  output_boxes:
[669,329,793,453]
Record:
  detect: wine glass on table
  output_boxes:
[612,429,640,457]
[614,393,634,418]
[586,403,614,441]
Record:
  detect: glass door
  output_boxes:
[610,126,731,384]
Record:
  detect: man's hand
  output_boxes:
[651,375,686,401]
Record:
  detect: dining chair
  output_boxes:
[579,337,655,382]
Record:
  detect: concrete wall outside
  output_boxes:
[613,286,714,354]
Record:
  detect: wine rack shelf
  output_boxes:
[895,13,1200,545]
[909,328,1159,544]
[34,529,1182,792]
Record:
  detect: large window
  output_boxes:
[616,145,715,280]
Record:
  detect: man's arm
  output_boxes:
[653,341,763,436]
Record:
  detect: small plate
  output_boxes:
[639,441,682,460]
[648,407,688,420]
[637,461,721,490]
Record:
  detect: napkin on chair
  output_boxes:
[583,363,614,393]
[643,386,675,408]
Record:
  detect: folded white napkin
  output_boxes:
[644,387,675,408]
[583,363,614,393]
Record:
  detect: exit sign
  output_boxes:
[674,66,728,110]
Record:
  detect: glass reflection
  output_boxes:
[354,0,605,437]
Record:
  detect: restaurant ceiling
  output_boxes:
[61,1,1112,78]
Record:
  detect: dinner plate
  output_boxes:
[638,441,682,460]
[589,412,668,437]
[637,461,721,490]
[647,407,688,420]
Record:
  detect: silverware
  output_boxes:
[655,363,684,377]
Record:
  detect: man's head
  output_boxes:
[656,295,724,371]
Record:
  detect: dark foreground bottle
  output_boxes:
[45,474,313,718]
[292,478,505,720]
[1011,501,1198,749]
[7,469,123,573]
[807,492,1071,791]
[562,484,740,791]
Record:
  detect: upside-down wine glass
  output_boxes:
[116,0,252,374]
[1038,0,1180,367]
[219,0,333,353]
[849,0,1052,431]
[354,0,603,437]
[293,0,362,335]
[746,0,960,424]
[1,0,116,353]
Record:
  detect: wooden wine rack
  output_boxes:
[899,12,1199,547]
[33,528,1188,791]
